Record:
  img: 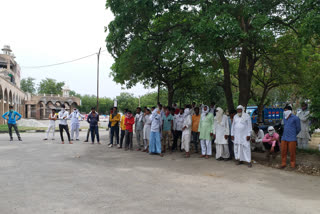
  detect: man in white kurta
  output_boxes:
[250,126,265,152]
[213,107,230,160]
[68,108,84,141]
[181,107,192,157]
[231,105,253,167]
[297,103,310,149]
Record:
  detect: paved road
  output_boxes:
[0,132,319,214]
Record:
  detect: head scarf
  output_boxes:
[236,105,245,117]
[215,107,224,124]
[284,110,291,119]
[184,108,191,118]
[126,112,133,119]
[201,105,209,121]
[268,126,275,136]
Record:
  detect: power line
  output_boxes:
[22,49,107,69]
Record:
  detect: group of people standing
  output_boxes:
[107,102,306,169]
[2,100,308,170]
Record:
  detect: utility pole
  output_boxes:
[97,47,101,113]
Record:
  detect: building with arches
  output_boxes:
[0,45,80,123]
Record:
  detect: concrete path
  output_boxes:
[0,132,319,214]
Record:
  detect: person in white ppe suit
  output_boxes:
[213,107,230,160]
[231,105,253,167]
[181,106,192,158]
[68,108,84,141]
[297,102,310,149]
[44,109,57,140]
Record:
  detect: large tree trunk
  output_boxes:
[167,84,174,107]
[219,53,234,111]
[238,47,251,107]
[257,87,269,124]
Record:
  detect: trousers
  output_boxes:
[90,125,100,143]
[46,124,55,139]
[8,124,21,139]
[136,129,143,148]
[59,124,71,142]
[71,123,80,140]
[281,141,296,168]
[200,139,212,155]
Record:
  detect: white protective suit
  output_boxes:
[297,109,310,149]
[213,107,230,159]
[68,110,84,140]
[231,105,252,163]
[181,108,192,152]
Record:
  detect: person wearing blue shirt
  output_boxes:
[281,105,301,169]
[2,105,22,141]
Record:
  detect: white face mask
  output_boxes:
[61,108,65,112]
[284,110,291,119]
[237,112,242,117]
[269,131,275,136]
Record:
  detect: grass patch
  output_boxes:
[297,148,320,156]
[0,125,47,132]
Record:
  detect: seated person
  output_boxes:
[250,125,265,152]
[262,126,280,158]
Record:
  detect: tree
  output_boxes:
[77,95,113,114]
[20,77,36,94]
[106,0,201,106]
[38,78,65,95]
[116,92,139,113]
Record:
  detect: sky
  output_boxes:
[1,0,154,99]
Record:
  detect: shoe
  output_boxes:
[76,139,80,141]
[43,138,48,141]
[71,139,74,141]
[118,147,122,149]
[10,138,13,141]
[52,138,55,140]
[117,144,121,148]
[160,153,164,157]
[200,155,205,158]
[224,158,230,161]
[62,142,65,144]
[205,155,209,159]
[69,142,73,144]
[248,163,253,168]
[18,138,22,141]
[84,140,88,142]
[236,161,243,165]
[108,144,113,148]
[136,148,141,151]
[142,149,147,152]
[97,142,101,144]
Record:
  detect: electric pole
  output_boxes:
[97,47,101,113]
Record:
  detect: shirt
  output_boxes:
[192,114,201,132]
[48,113,57,126]
[162,114,173,131]
[263,132,280,147]
[125,117,135,132]
[174,114,184,131]
[150,109,161,132]
[87,113,99,126]
[109,113,120,127]
[282,114,301,142]
[2,111,22,124]
[120,115,126,131]
[135,113,144,131]
[250,129,264,143]
[58,111,69,125]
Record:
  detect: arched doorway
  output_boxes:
[0,86,3,124]
[38,101,46,119]
[9,90,12,107]
[4,88,8,113]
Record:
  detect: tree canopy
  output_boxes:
[38,78,65,95]
[20,77,36,94]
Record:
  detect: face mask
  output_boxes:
[61,108,65,113]
[269,131,274,136]
[284,110,291,119]
[9,109,13,112]
[237,112,242,117]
